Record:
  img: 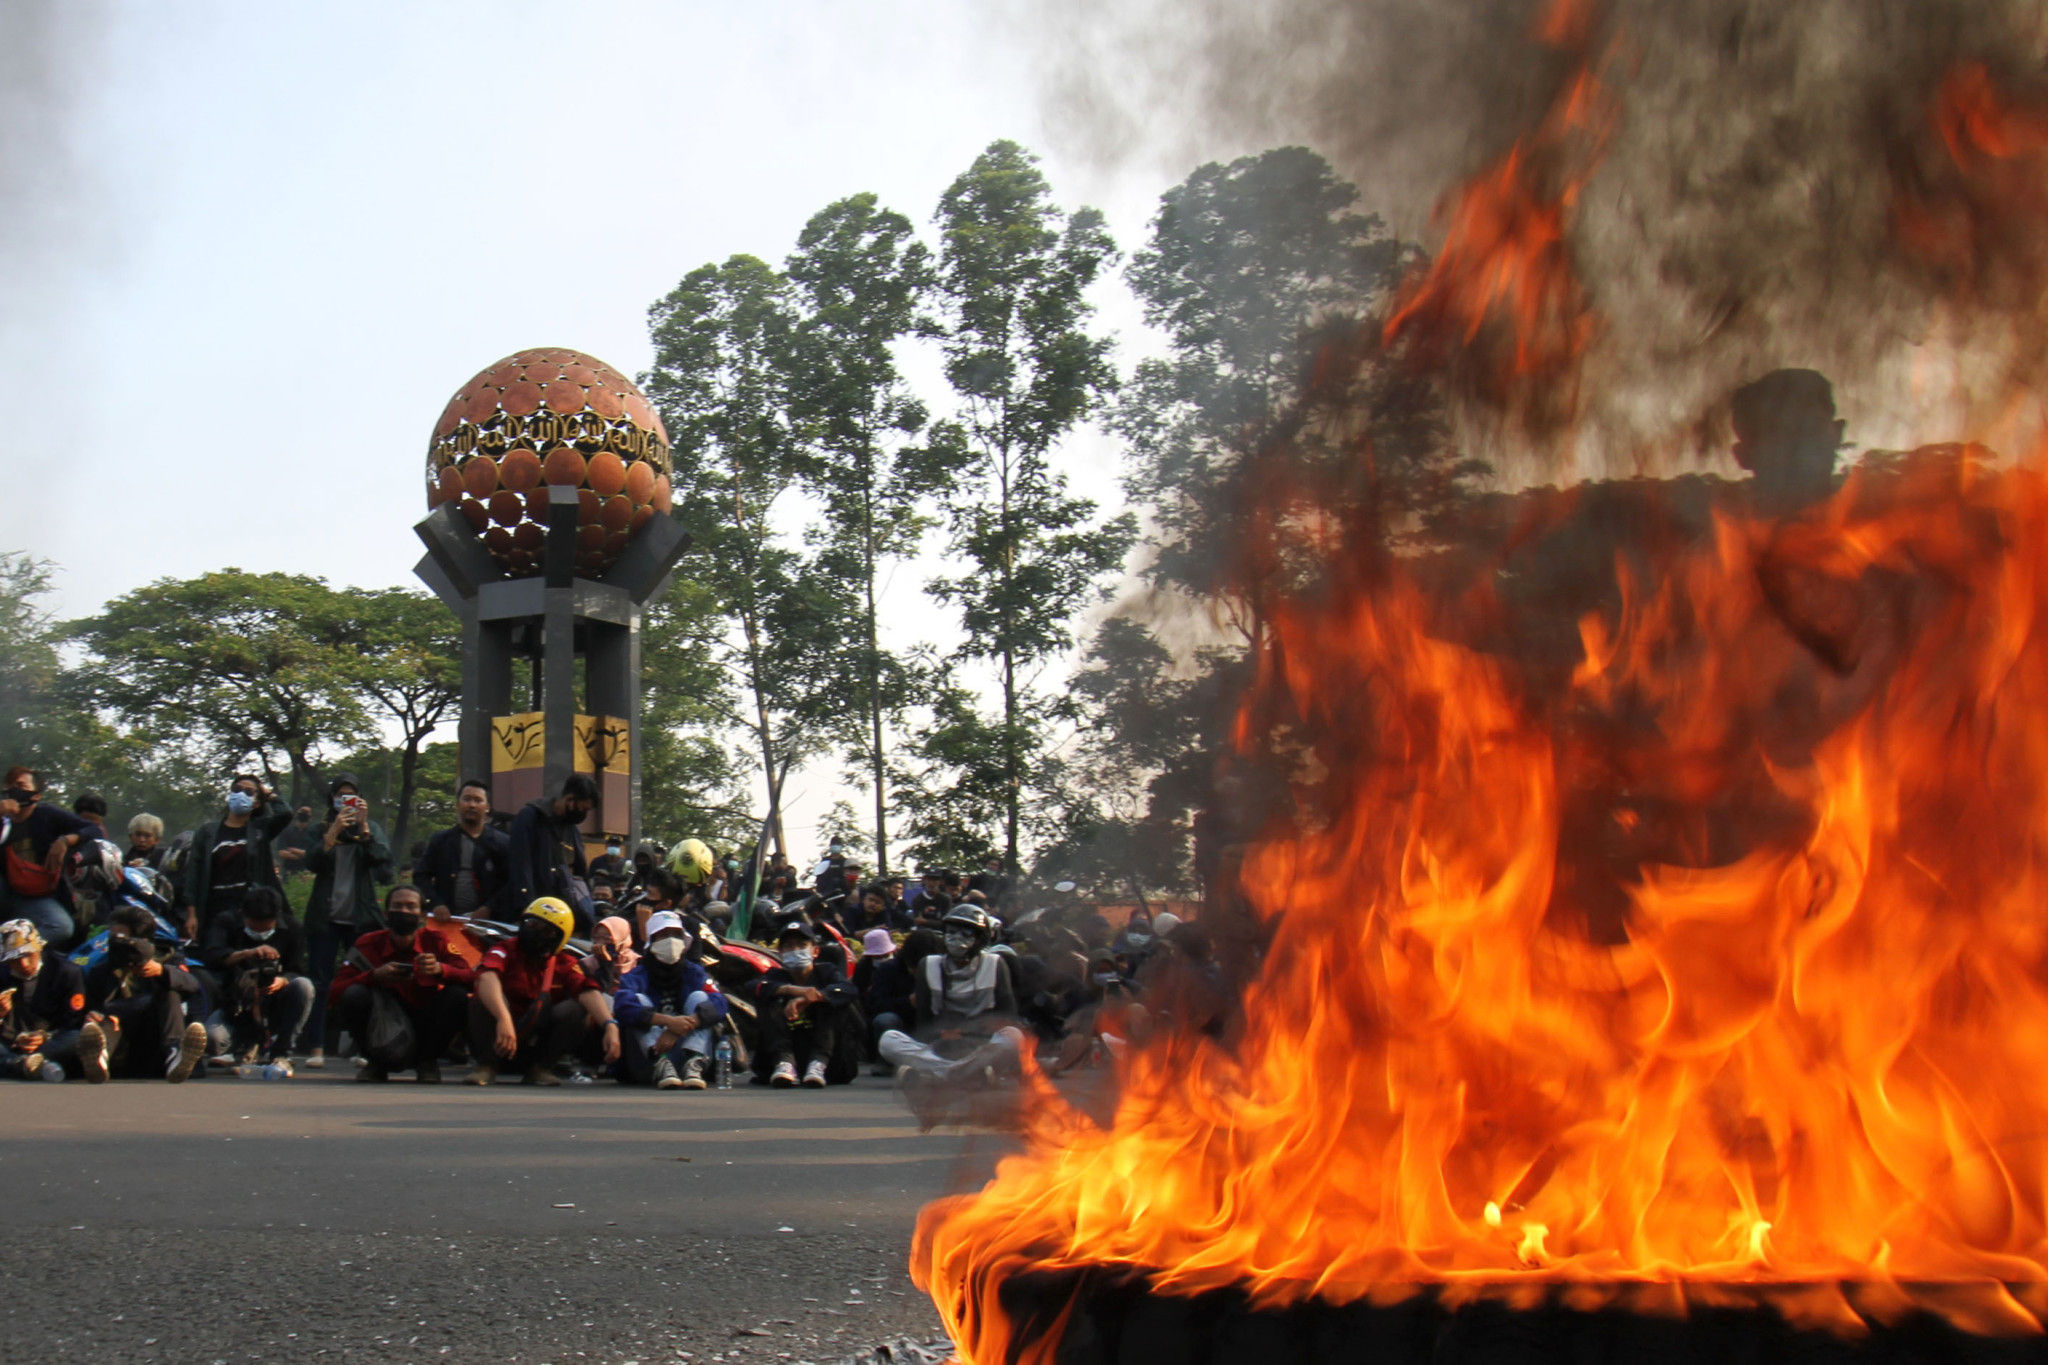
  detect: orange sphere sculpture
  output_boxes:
[425,347,672,579]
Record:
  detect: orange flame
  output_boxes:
[917,452,2048,1360]
[1382,0,1613,418]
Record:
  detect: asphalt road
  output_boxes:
[0,1068,1006,1365]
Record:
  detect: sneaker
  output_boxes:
[167,1022,207,1083]
[770,1059,797,1088]
[356,1061,390,1083]
[301,1049,326,1071]
[678,1054,708,1090]
[565,1069,594,1086]
[523,1065,563,1087]
[653,1055,683,1090]
[465,1064,496,1087]
[801,1058,828,1088]
[415,1060,442,1085]
[34,1057,65,1083]
[76,1022,108,1083]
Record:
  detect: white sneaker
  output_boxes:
[167,1022,207,1083]
[301,1049,326,1070]
[801,1058,828,1088]
[653,1056,683,1090]
[76,1022,108,1083]
[770,1060,797,1088]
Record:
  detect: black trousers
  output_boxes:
[466,996,587,1071]
[752,1000,849,1075]
[101,986,191,1078]
[338,983,470,1070]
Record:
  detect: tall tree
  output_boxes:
[926,140,1137,876]
[349,587,461,856]
[644,254,836,854]
[1088,147,1481,893]
[1118,146,1421,619]
[65,570,373,797]
[784,192,948,877]
[0,552,62,756]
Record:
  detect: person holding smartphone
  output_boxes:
[330,884,473,1083]
[301,773,393,1068]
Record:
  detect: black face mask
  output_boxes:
[516,921,557,956]
[3,788,34,804]
[385,913,421,938]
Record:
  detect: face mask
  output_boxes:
[944,930,977,958]
[1092,972,1119,988]
[516,921,557,955]
[385,913,420,937]
[4,788,35,804]
[780,947,814,971]
[605,845,621,857]
[226,791,256,815]
[1125,930,1152,947]
[246,926,277,942]
[648,937,688,966]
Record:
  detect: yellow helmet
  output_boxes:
[521,897,577,953]
[668,837,714,886]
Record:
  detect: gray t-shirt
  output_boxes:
[329,842,359,924]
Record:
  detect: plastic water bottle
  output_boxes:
[262,1061,292,1080]
[714,1037,733,1090]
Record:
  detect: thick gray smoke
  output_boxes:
[1009,0,2048,472]
[0,6,110,344]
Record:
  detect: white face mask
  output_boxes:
[780,947,814,971]
[944,929,977,958]
[648,937,688,966]
[247,927,277,942]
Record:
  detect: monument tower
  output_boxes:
[411,347,687,854]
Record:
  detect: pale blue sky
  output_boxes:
[0,2,1270,853]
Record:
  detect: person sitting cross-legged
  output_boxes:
[612,910,727,1090]
[332,884,475,1084]
[750,916,858,1089]
[877,905,1026,1086]
[466,897,618,1087]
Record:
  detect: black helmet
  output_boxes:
[940,904,995,947]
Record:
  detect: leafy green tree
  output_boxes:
[925,140,1138,876]
[348,587,461,856]
[0,552,219,834]
[638,574,755,849]
[1082,147,1483,895]
[784,192,949,877]
[645,254,840,855]
[0,552,62,758]
[894,681,1006,873]
[64,570,374,799]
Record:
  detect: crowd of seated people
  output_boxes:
[1,764,1230,1092]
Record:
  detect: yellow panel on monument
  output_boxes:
[488,711,630,847]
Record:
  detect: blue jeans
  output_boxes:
[0,886,74,952]
[2,1026,82,1078]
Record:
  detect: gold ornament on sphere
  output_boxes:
[425,347,672,579]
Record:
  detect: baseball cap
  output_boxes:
[645,910,688,938]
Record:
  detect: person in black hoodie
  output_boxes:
[200,886,314,1066]
[0,917,98,1081]
[85,904,209,1081]
[505,774,598,930]
[751,918,857,1088]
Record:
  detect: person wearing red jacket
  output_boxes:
[467,897,618,1087]
[331,884,474,1083]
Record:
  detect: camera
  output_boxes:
[108,933,155,970]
